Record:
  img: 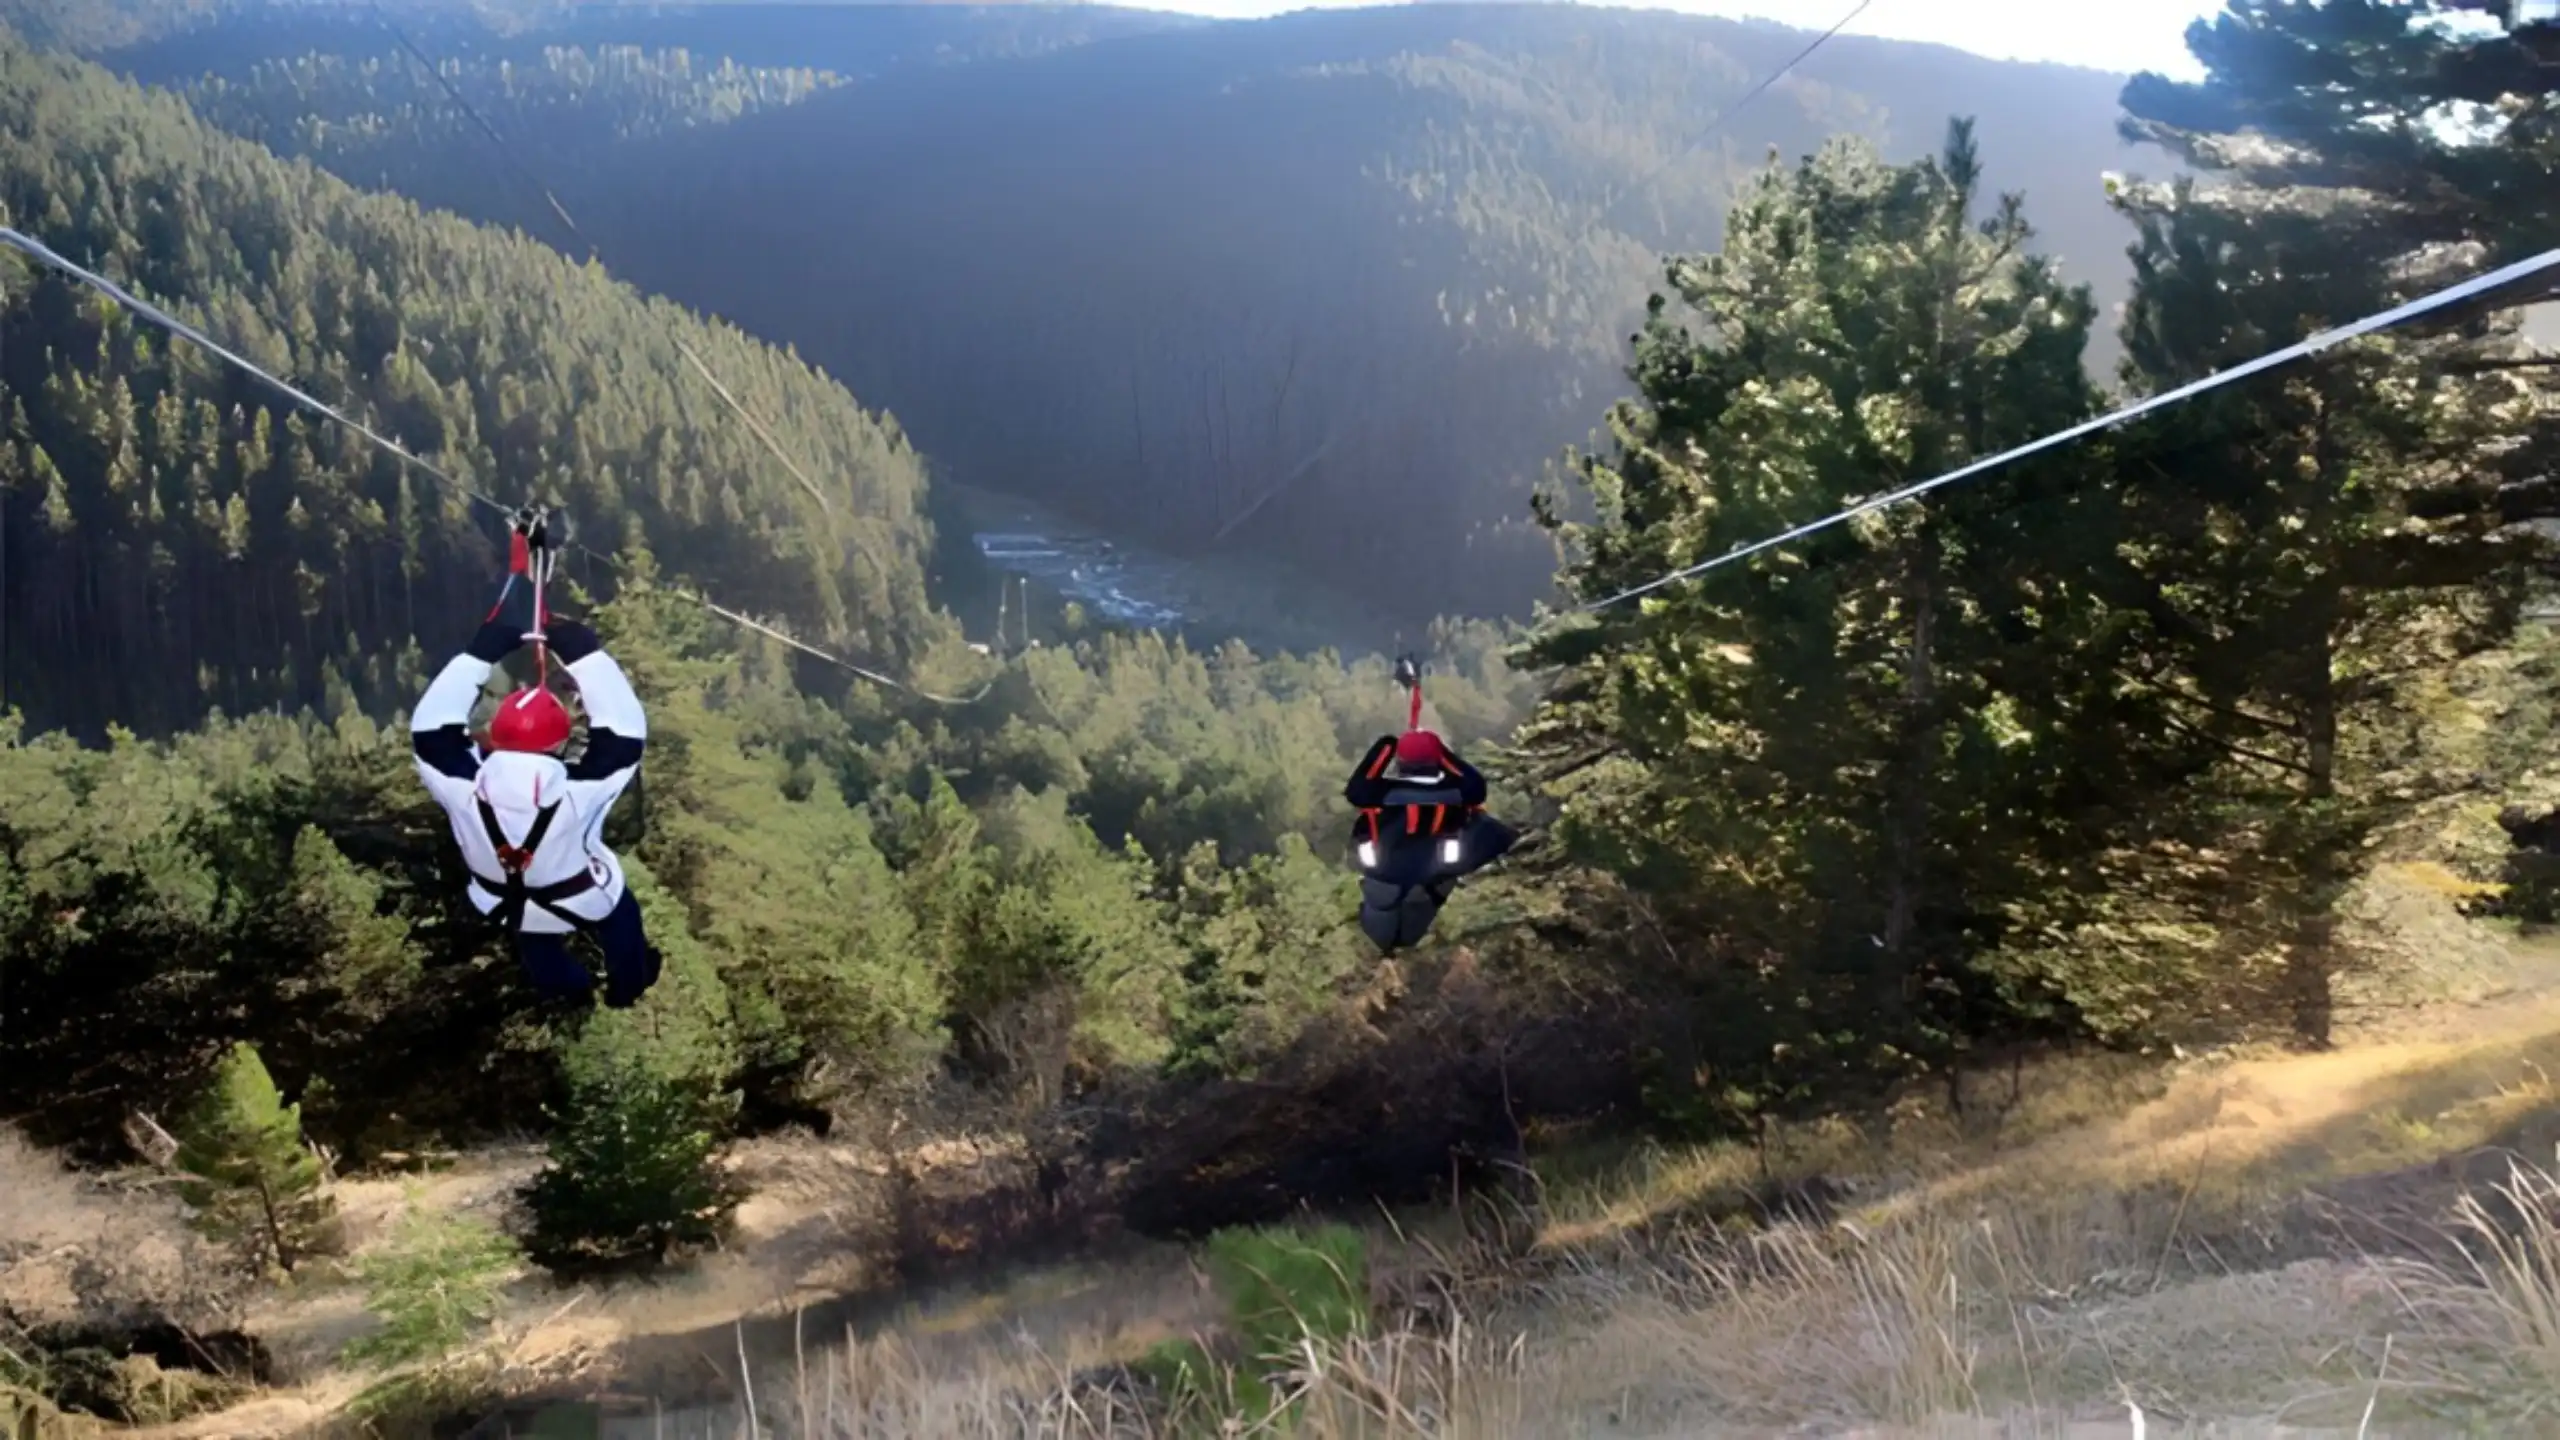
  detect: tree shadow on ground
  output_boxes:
[2146,1015,2560,1276]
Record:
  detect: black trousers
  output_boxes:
[514,888,660,1008]
[1358,876,1455,952]
[1352,812,1516,954]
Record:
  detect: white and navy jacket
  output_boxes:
[408,634,647,935]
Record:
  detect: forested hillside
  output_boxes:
[80,1,2145,626]
[580,6,2139,620]
[0,30,958,742]
[4,0,1197,64]
[183,44,849,193]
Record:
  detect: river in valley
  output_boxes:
[936,481,1413,663]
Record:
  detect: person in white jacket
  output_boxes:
[409,511,661,1008]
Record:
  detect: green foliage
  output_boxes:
[978,786,1188,1074]
[518,1037,745,1276]
[2,576,1527,1162]
[171,1041,337,1275]
[1522,119,2144,1094]
[1135,1223,1372,1432]
[570,859,740,1090]
[1203,1222,1370,1360]
[1166,835,1367,1079]
[341,1199,523,1371]
[272,823,422,1018]
[2093,1,2559,1046]
[1515,5,2560,1105]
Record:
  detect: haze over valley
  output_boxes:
[68,0,2156,635]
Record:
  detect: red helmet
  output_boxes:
[487,687,572,754]
[1394,729,1450,771]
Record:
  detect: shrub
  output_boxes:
[342,1198,522,1372]
[171,1043,337,1276]
[519,1047,743,1277]
[1134,1222,1373,1432]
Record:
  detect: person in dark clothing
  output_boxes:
[409,510,662,1007]
[1343,726,1517,952]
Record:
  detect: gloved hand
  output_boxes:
[510,503,552,553]
[503,504,554,579]
[476,504,565,661]
[548,618,601,666]
[471,506,558,662]
[467,575,535,663]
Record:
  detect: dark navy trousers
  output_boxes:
[513,888,659,1008]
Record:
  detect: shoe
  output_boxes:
[604,949,661,1010]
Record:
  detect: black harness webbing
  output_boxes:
[471,795,597,930]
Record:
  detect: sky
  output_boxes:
[1108,0,2227,79]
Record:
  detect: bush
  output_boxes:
[171,1043,337,1276]
[519,1048,743,1277]
[1134,1223,1373,1431]
[1204,1222,1370,1361]
[342,1198,522,1372]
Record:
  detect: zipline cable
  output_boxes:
[1585,0,1876,241]
[0,226,991,703]
[364,3,968,691]
[1576,244,2560,614]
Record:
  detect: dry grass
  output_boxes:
[622,963,2560,1440]
[659,1148,2560,1439]
[0,1126,234,1335]
[44,1115,2560,1439]
[587,1305,1553,1439]
[37,907,2560,1438]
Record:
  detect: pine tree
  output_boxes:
[884,770,994,1015]
[341,1198,523,1372]
[2105,2,2559,1046]
[519,1038,744,1277]
[276,823,422,1018]
[1520,120,2166,1090]
[336,1197,525,1428]
[173,1041,338,1275]
[2115,0,2560,520]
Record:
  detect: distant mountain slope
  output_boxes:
[571,5,2147,619]
[179,44,851,216]
[35,1,2150,624]
[82,0,1203,84]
